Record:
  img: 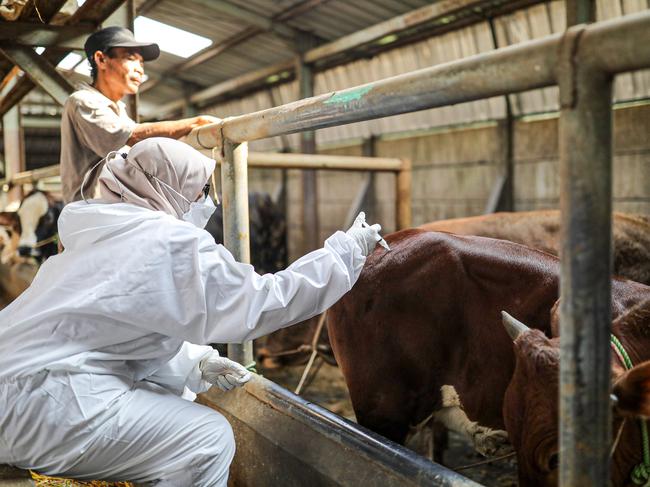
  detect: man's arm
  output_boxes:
[127,115,219,145]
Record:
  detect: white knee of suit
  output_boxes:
[187,414,236,486]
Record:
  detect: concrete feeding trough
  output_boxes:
[198,374,479,486]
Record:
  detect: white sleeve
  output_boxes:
[198,230,365,344]
[145,342,213,396]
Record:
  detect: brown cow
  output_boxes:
[502,299,650,486]
[420,210,650,285]
[261,210,650,368]
[327,229,650,462]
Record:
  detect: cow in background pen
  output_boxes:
[14,190,63,262]
[420,210,650,286]
[502,300,650,487]
[205,192,287,275]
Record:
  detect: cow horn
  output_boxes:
[501,311,530,340]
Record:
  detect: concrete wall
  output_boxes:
[243,102,650,262]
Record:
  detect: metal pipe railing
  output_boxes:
[186,12,650,150]
[186,12,650,486]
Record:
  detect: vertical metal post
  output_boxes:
[183,82,198,118]
[297,35,319,252]
[222,140,254,366]
[488,18,514,213]
[2,99,25,204]
[361,136,377,223]
[566,0,596,26]
[106,0,138,121]
[558,56,613,487]
[395,159,412,230]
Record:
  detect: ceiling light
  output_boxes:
[134,16,212,58]
[57,52,83,70]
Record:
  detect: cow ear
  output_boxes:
[612,360,650,418]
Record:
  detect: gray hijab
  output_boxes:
[98,137,216,219]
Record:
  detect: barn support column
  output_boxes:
[395,159,412,230]
[105,0,138,121]
[558,26,613,487]
[2,81,25,205]
[222,140,254,367]
[567,0,596,26]
[297,34,319,253]
[485,17,514,214]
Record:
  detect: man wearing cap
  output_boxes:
[60,26,219,203]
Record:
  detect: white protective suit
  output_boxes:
[0,198,365,485]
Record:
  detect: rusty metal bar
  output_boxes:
[558,26,614,487]
[395,159,412,230]
[222,140,254,367]
[297,42,319,253]
[186,12,650,149]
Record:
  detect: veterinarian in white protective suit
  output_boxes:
[0,137,385,486]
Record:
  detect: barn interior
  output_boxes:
[1,1,649,486]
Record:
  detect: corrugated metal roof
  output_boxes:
[15,0,650,145]
[139,0,434,107]
[195,0,650,151]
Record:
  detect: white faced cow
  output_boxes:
[15,190,62,261]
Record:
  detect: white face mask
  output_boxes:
[182,194,216,229]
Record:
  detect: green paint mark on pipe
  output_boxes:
[324,86,373,105]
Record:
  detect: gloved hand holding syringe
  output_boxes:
[362,221,390,251]
[346,211,390,255]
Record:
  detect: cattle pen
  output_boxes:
[181,10,650,487]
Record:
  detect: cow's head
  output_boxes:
[0,211,21,264]
[501,308,650,486]
[16,191,62,261]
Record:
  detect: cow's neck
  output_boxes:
[610,301,650,485]
[612,413,645,486]
[612,303,650,366]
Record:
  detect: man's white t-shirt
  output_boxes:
[60,83,135,203]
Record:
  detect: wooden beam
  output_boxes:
[0,45,74,106]
[0,22,95,49]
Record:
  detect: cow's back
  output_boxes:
[328,228,561,444]
[420,210,650,285]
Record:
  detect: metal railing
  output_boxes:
[186,12,650,486]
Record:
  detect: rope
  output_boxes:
[295,311,327,395]
[453,452,517,472]
[611,334,650,486]
[33,233,58,248]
